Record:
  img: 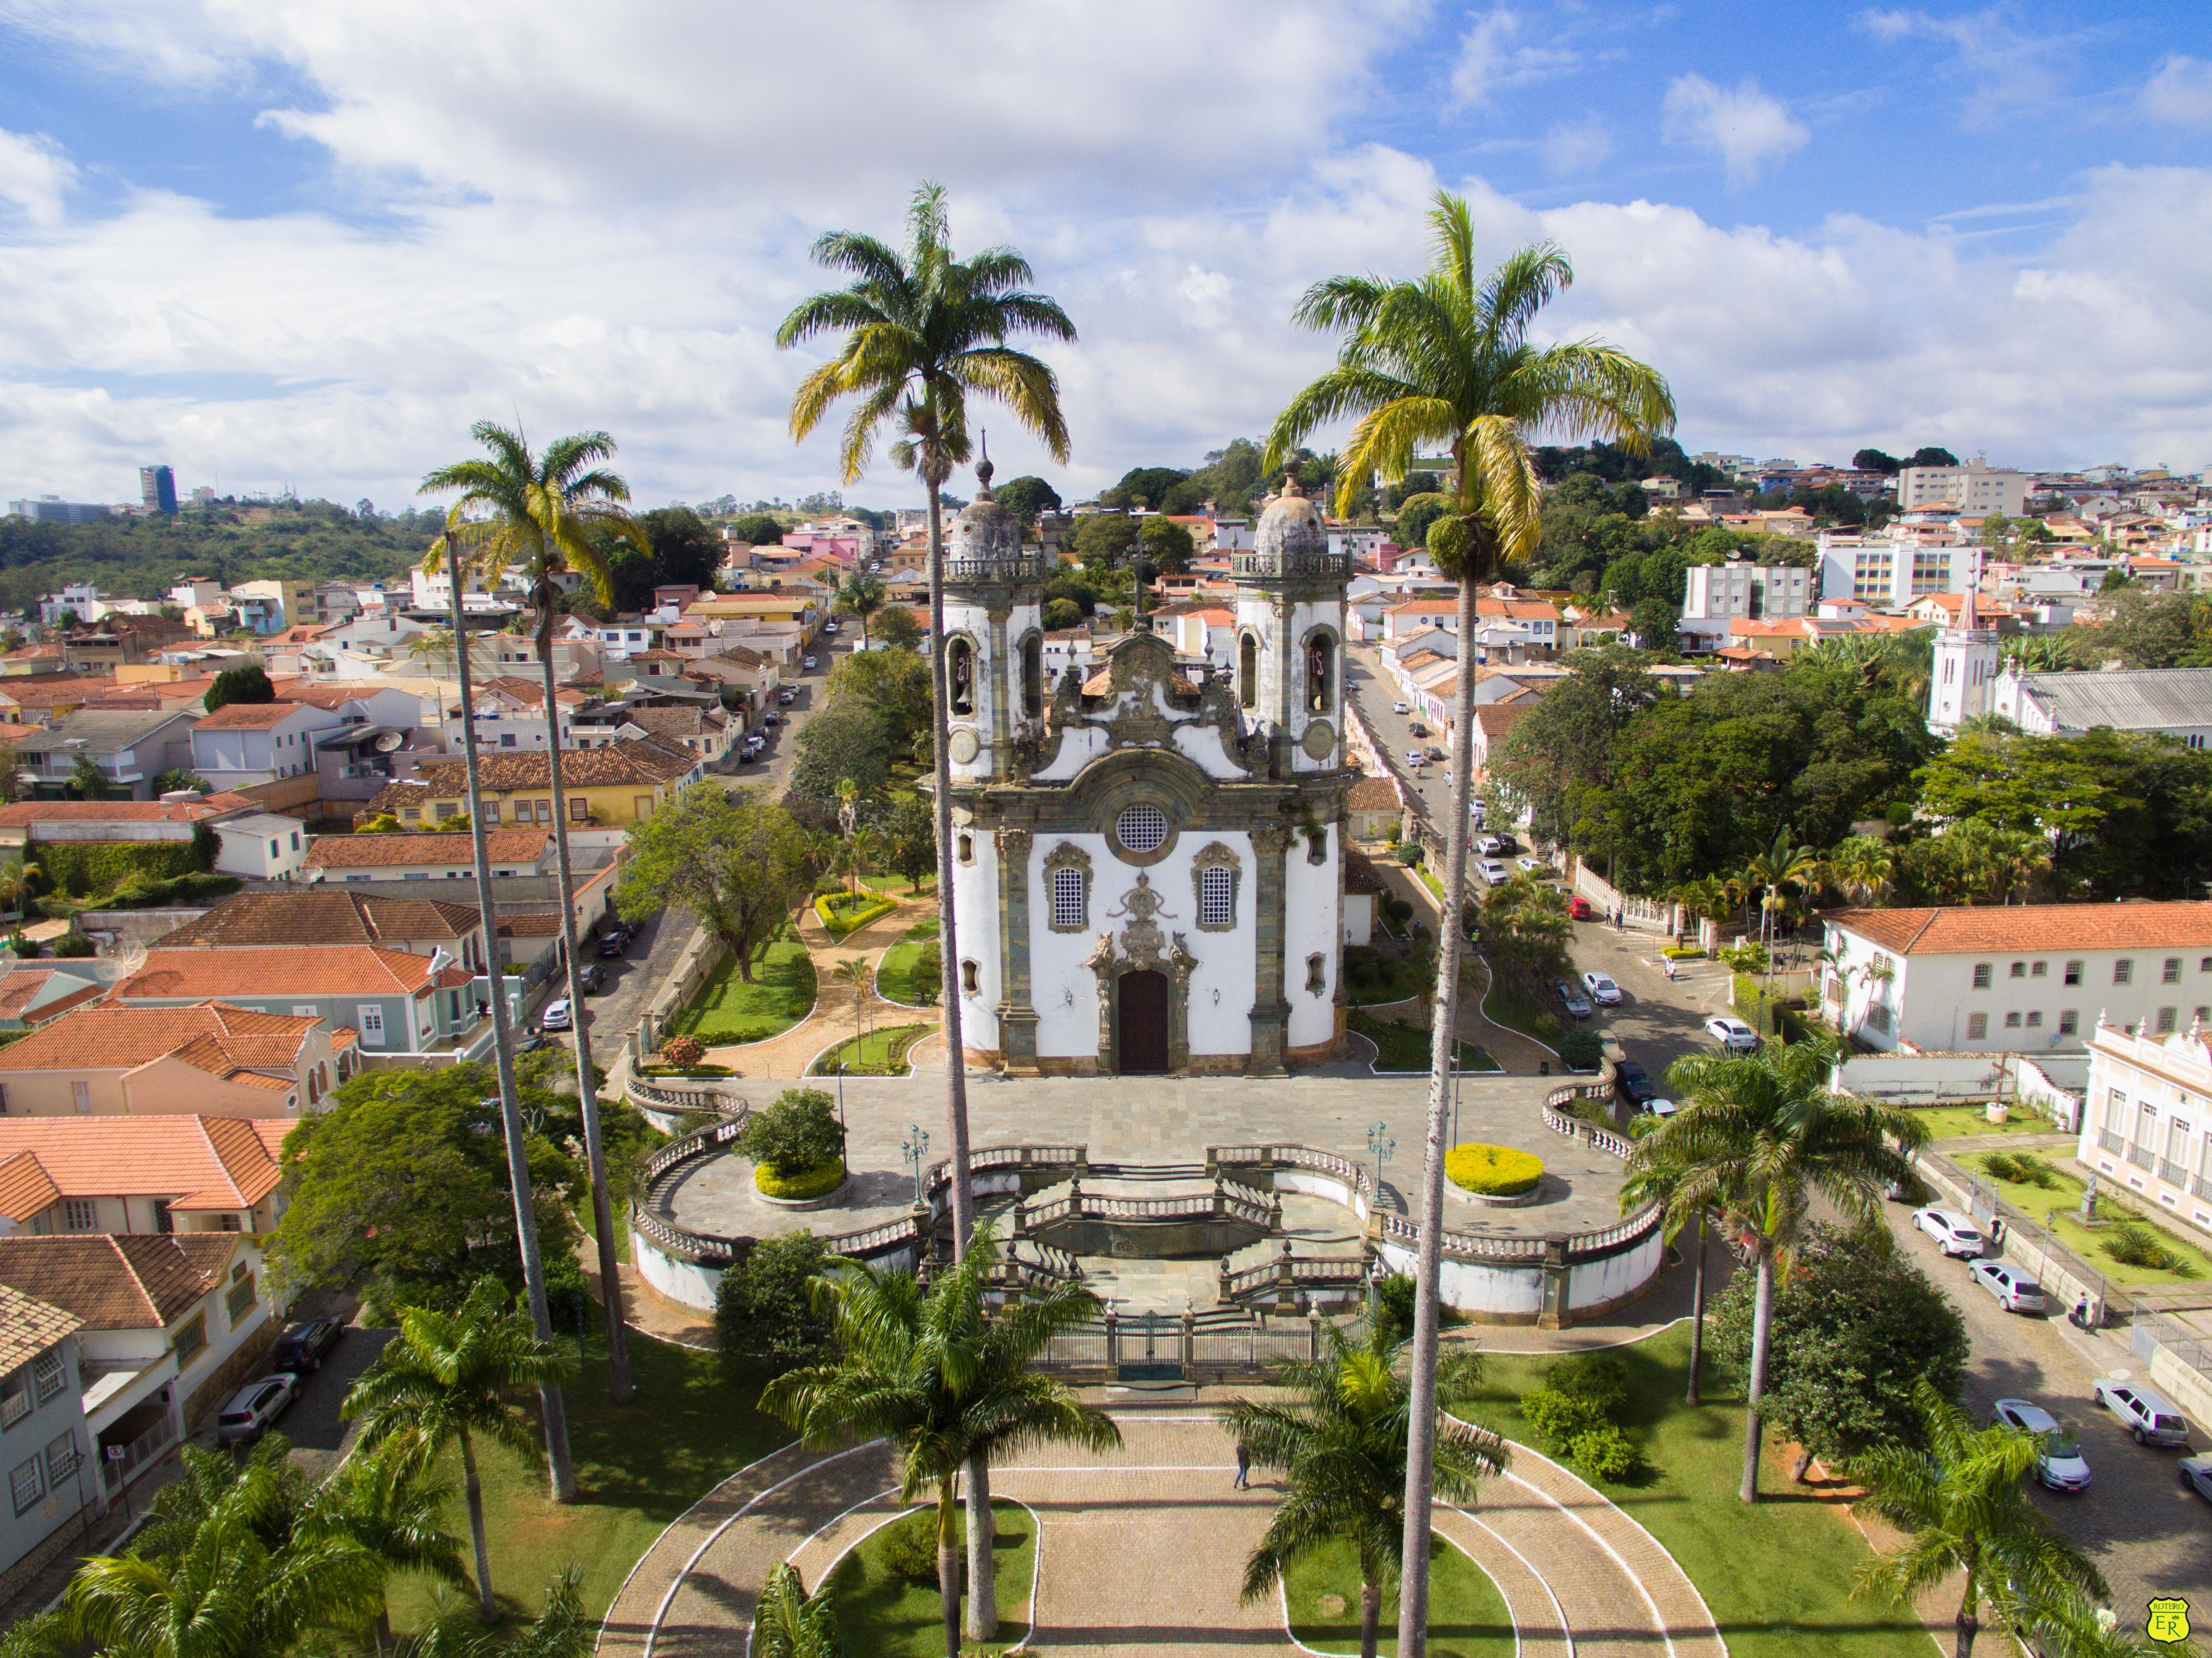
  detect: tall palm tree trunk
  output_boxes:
[1686,1212,1708,1407]
[916,466,997,1637]
[936,1483,964,1658]
[448,572,575,1503]
[1360,1578,1383,1658]
[1739,1239,1776,1502]
[1397,543,1483,1658]
[458,1426,496,1624]
[535,634,634,1404]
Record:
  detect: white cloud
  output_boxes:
[1852,8,2066,124]
[2141,55,2212,129]
[0,129,77,226]
[1540,115,1614,178]
[1661,74,1809,184]
[1449,8,1579,109]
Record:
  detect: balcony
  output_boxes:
[2126,1143,2153,1169]
[2099,1129,2123,1155]
[2159,1158,2189,1188]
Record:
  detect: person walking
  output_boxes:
[1233,1438,1251,1490]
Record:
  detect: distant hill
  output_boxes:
[0,500,441,615]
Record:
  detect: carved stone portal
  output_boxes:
[1087,873,1199,1072]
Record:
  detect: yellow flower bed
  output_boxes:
[753,1156,847,1201]
[1445,1143,1543,1198]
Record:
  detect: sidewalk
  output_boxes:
[703,893,941,1079]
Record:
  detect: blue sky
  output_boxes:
[0,1,2208,509]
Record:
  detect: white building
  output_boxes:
[1898,457,2028,517]
[1680,561,1815,648]
[2078,1017,2212,1239]
[1821,902,2212,1055]
[1818,531,1971,607]
[190,701,341,786]
[940,463,1352,1075]
[210,813,310,880]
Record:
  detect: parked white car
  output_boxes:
[1474,835,1506,856]
[2093,1378,2193,1447]
[1969,1259,2046,1313]
[216,1374,298,1445]
[1392,700,1410,714]
[802,654,818,669]
[1477,859,1510,884]
[1643,1097,1678,1118]
[1703,1015,1759,1051]
[1912,1207,1987,1258]
[1991,1399,2091,1491]
[1581,971,1623,1007]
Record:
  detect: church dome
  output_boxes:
[947,452,1025,569]
[1241,467,1334,578]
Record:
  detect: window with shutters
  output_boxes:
[33,1350,64,1405]
[1967,1012,1988,1040]
[173,1314,206,1366]
[1200,866,1235,929]
[44,1431,76,1486]
[9,1456,41,1516]
[1,1367,28,1429]
[2115,959,2134,985]
[1972,963,1992,989]
[62,1200,95,1232]
[2159,1006,2179,1034]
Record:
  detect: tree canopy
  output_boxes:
[993,475,1061,526]
[206,664,278,713]
[617,783,811,981]
[1073,513,1139,569]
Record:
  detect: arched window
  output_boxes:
[1306,634,1334,713]
[948,637,976,717]
[1022,632,1043,719]
[1238,633,1258,709]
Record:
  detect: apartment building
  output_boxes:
[2078,1017,2212,1241]
[1680,561,1815,647]
[1897,457,2028,517]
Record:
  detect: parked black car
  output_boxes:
[1614,1061,1658,1106]
[272,1317,344,1374]
[575,961,607,994]
[597,924,633,957]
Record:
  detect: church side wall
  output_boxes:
[952,828,1002,1054]
[1284,821,1341,1051]
[1028,831,1111,1060]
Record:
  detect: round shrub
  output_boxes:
[1445,1143,1543,1197]
[1558,1028,1603,1072]
[877,1508,962,1587]
[1566,1424,1640,1482]
[738,1086,846,1176]
[660,1035,706,1069]
[754,1155,846,1201]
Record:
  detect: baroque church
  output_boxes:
[936,459,1355,1076]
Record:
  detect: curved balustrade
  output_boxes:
[625,1073,742,1115]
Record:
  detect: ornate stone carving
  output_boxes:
[995,826,1034,861]
[1105,872,1179,968]
[1250,822,1291,857]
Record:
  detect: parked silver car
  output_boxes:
[1968,1259,2046,1313]
[1555,979,1593,1018]
[2093,1378,2193,1447]
[216,1374,298,1445]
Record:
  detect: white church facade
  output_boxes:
[936,463,1356,1076]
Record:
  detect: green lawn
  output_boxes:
[1908,1103,2052,1140]
[1349,1009,1499,1074]
[875,917,942,1006]
[1953,1152,2211,1285]
[1284,1533,1513,1658]
[810,1022,929,1077]
[827,1500,1036,1656]
[1343,943,1432,1007]
[663,932,817,1045]
[1479,966,1566,1052]
[1452,1326,1931,1658]
[384,1327,792,1631]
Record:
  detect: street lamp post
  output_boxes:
[903,1123,931,1207]
[1366,1119,1396,1211]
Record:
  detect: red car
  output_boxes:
[1569,897,1595,920]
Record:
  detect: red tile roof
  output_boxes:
[1826,901,2212,955]
[0,1233,234,1329]
[0,795,253,827]
[114,948,450,1001]
[192,700,316,729]
[0,1282,81,1374]
[0,1115,284,1219]
[0,1000,316,1077]
[0,966,103,1024]
[305,830,548,868]
[152,892,482,949]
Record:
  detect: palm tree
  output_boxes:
[1222,1324,1506,1658]
[1618,1143,1714,1407]
[1264,192,1674,1651]
[778,179,1076,1634]
[1851,1380,2107,1658]
[403,529,575,1502]
[422,423,648,1407]
[1634,1035,1924,1501]
[1737,826,1822,980]
[365,1566,593,1658]
[834,571,886,648]
[751,1563,841,1658]
[0,854,42,926]
[831,958,875,1064]
[1825,835,1895,907]
[760,1226,1119,1655]
[57,1503,383,1658]
[303,1429,467,1652]
[344,1277,577,1623]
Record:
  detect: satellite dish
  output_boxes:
[373,731,404,753]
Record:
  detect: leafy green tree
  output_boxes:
[205,665,277,713]
[1100,465,1189,510]
[1139,513,1195,574]
[832,570,885,647]
[715,1231,834,1360]
[1221,1324,1506,1658]
[268,1063,581,1317]
[1633,1036,1924,1502]
[2094,586,2212,669]
[739,1087,845,1178]
[639,504,724,591]
[1906,446,1960,468]
[873,604,923,650]
[761,1229,1118,1653]
[1266,195,1673,1647]
[617,783,809,982]
[345,1277,577,1623]
[992,474,1061,527]
[825,645,933,753]
[68,753,109,801]
[1850,1380,2107,1658]
[1711,1221,1967,1480]
[776,186,1076,1405]
[1477,872,1572,976]
[1073,513,1139,569]
[884,793,936,891]
[787,700,893,805]
[1394,492,1450,547]
[0,854,40,923]
[1491,643,1659,853]
[1853,448,1901,474]
[421,422,653,1405]
[1041,596,1082,631]
[752,1563,841,1658]
[728,512,786,546]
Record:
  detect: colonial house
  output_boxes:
[404,738,700,827]
[152,891,491,971]
[302,830,556,883]
[112,948,482,1058]
[0,1115,291,1237]
[1344,775,1405,843]
[0,1001,344,1118]
[2076,1016,2212,1242]
[0,1285,90,1598]
[0,967,105,1031]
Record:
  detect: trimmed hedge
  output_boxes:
[754,1155,847,1201]
[1445,1142,1543,1197]
[34,837,207,898]
[638,1063,737,1078]
[815,889,897,937]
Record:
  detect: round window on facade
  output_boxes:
[1116,803,1170,854]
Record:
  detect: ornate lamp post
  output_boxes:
[1366,1119,1396,1209]
[903,1123,931,1207]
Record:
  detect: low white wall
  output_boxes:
[1569,1231,1663,1311]
[1836,1053,2005,1103]
[2149,1346,2212,1428]
[1276,1169,1366,1220]
[1375,1238,1547,1319]
[634,1231,722,1312]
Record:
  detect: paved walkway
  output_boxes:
[1369,857,1560,1074]
[702,895,941,1081]
[598,1405,1727,1658]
